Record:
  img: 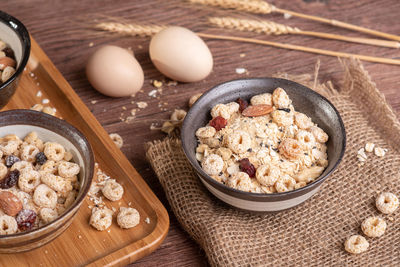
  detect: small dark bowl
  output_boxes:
[0,11,31,109]
[0,110,94,252]
[181,78,346,212]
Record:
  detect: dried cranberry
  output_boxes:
[236,98,249,113]
[35,152,47,165]
[0,170,20,189]
[16,209,37,231]
[239,158,256,178]
[5,155,20,167]
[210,116,227,131]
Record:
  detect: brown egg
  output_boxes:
[86,45,144,97]
[149,26,213,82]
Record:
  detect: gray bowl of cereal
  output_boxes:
[0,109,94,253]
[181,78,346,212]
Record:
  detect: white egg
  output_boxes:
[149,26,213,82]
[86,45,144,97]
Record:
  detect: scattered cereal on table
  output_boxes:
[145,217,150,224]
[376,192,399,214]
[365,142,375,153]
[374,147,387,157]
[101,179,124,202]
[42,99,50,104]
[235,68,247,74]
[36,90,42,97]
[361,216,386,237]
[89,207,113,231]
[91,100,97,104]
[357,148,368,162]
[137,101,148,109]
[109,133,123,148]
[188,93,203,108]
[148,89,157,98]
[239,53,246,58]
[117,207,140,229]
[152,80,163,88]
[31,104,43,112]
[170,109,186,122]
[344,235,369,254]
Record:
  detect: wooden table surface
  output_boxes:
[3,0,400,266]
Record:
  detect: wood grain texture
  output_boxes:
[2,0,400,266]
[0,38,169,266]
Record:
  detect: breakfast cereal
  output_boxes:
[195,87,329,194]
[90,207,113,231]
[0,132,80,234]
[344,235,369,254]
[361,216,386,237]
[376,192,399,214]
[117,207,140,229]
[102,179,124,201]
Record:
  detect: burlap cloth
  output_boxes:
[145,59,400,266]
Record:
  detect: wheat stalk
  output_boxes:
[95,22,400,65]
[95,22,166,37]
[190,0,400,42]
[209,17,400,48]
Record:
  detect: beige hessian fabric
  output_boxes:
[146,60,400,266]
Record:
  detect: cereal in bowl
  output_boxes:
[195,87,329,194]
[0,132,81,234]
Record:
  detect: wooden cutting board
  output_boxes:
[0,37,169,266]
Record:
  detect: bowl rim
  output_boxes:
[0,109,94,238]
[0,10,31,91]
[181,77,346,200]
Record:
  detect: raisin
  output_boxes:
[16,209,37,231]
[236,98,249,113]
[210,116,227,131]
[0,170,20,189]
[5,155,20,167]
[35,152,47,165]
[239,158,256,178]
[3,47,15,60]
[278,108,291,113]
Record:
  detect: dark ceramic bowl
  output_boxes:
[0,110,94,253]
[0,11,31,109]
[181,78,346,212]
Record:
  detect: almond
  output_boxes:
[0,56,16,71]
[0,191,22,216]
[242,104,273,117]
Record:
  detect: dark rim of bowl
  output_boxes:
[0,109,94,238]
[181,77,346,201]
[0,10,31,91]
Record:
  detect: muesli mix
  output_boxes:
[0,40,17,85]
[0,132,80,235]
[195,87,329,194]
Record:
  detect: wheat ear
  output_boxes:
[190,0,400,42]
[95,22,166,37]
[209,17,400,48]
[95,22,400,65]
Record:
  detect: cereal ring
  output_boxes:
[376,192,399,214]
[344,235,369,254]
[10,160,33,172]
[296,130,316,149]
[361,216,387,237]
[102,179,124,201]
[216,147,232,161]
[40,160,57,174]
[226,102,240,114]
[275,175,296,192]
[63,151,73,162]
[57,161,80,178]
[256,164,280,186]
[0,140,20,156]
[0,215,18,235]
[196,126,216,139]
[18,169,41,193]
[0,163,7,179]
[279,138,302,160]
[170,109,187,122]
[188,93,202,107]
[90,207,113,231]
[294,112,313,130]
[109,133,123,148]
[40,172,73,196]
[39,208,58,224]
[227,172,252,191]
[225,131,251,154]
[24,132,44,151]
[250,93,272,106]
[310,126,329,143]
[64,190,77,208]
[211,104,231,120]
[42,106,56,116]
[117,207,140,229]
[20,144,40,162]
[201,154,224,176]
[43,142,65,162]
[272,87,291,108]
[33,184,57,209]
[271,110,294,127]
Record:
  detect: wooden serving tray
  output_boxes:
[0,38,169,266]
